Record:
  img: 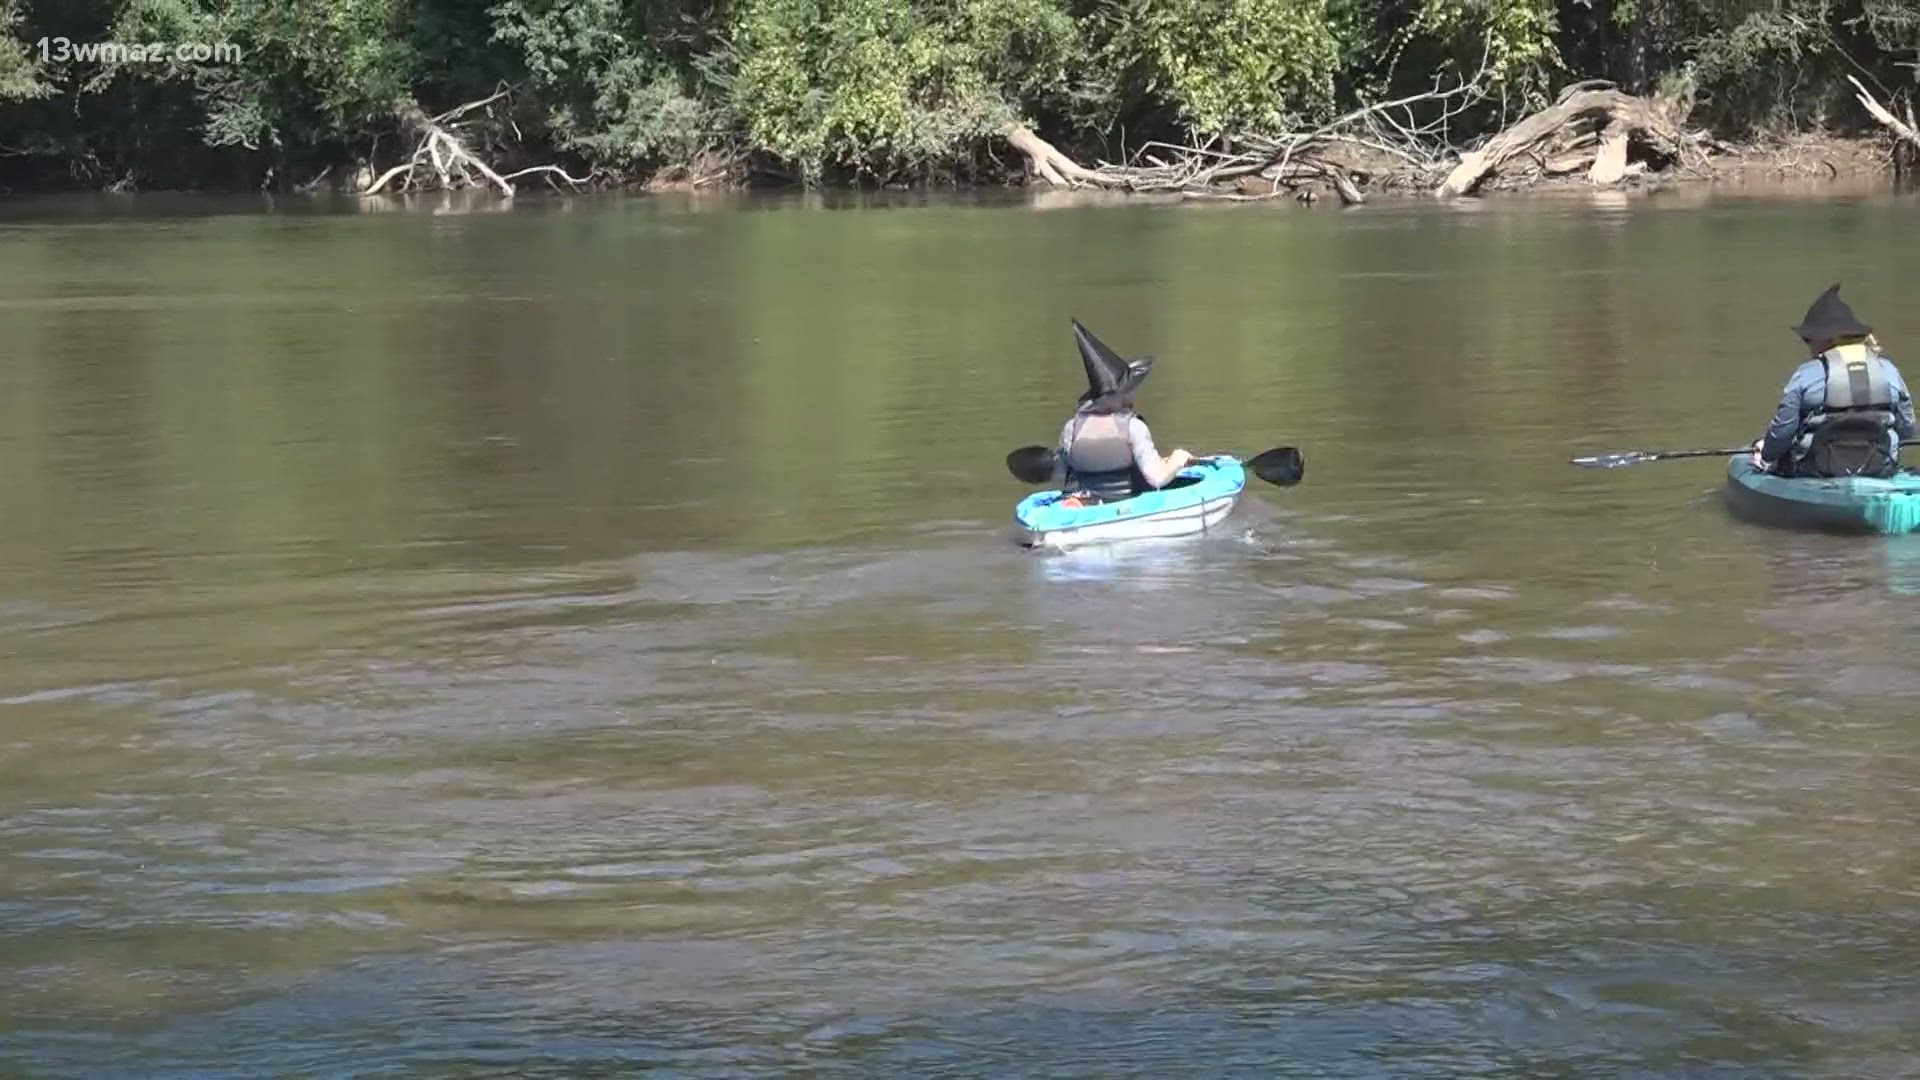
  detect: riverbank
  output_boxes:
[966,83,1911,208]
[0,128,1899,207]
[1034,130,1904,208]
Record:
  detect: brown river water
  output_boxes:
[4,187,1920,1076]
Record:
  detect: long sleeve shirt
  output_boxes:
[1760,355,1916,464]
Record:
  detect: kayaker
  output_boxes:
[1055,319,1194,500]
[1751,284,1915,478]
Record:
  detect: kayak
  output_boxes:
[1725,457,1920,534]
[1013,456,1245,549]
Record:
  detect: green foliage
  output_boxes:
[103,0,417,148]
[728,0,1078,179]
[0,1,52,101]
[1691,0,1828,84]
[1852,0,1920,69]
[1680,0,1843,127]
[1405,0,1562,95]
[4,0,1920,188]
[490,0,718,166]
[1091,0,1343,135]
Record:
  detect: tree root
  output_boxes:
[359,88,593,198]
[1003,126,1132,188]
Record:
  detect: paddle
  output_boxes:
[1572,439,1920,469]
[1004,446,1059,483]
[1004,445,1306,486]
[1242,447,1307,485]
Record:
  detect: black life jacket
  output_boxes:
[1796,345,1899,478]
[1062,411,1148,501]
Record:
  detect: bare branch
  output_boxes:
[499,164,594,186]
[359,93,545,197]
[1850,74,1920,150]
[361,162,415,196]
[432,86,513,126]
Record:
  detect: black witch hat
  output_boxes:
[1791,283,1873,341]
[1073,319,1153,409]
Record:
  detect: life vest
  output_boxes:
[1796,343,1900,478]
[1818,343,1894,414]
[1062,411,1147,501]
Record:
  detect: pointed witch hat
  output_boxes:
[1072,318,1153,408]
[1791,283,1873,341]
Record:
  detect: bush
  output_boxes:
[728,0,1078,180]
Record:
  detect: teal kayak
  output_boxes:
[1014,456,1246,549]
[1725,457,1920,534]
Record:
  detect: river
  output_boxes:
[3,186,1920,1076]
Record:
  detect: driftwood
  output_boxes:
[1003,126,1130,188]
[998,53,1724,206]
[1000,50,1494,203]
[1588,119,1630,185]
[360,88,592,198]
[1435,86,1693,198]
[1543,151,1595,174]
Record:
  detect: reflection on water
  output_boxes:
[5,189,1920,1075]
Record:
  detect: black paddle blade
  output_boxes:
[1006,445,1058,484]
[1247,446,1305,486]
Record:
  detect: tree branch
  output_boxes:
[1850,74,1920,150]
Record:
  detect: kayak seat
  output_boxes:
[1799,410,1899,479]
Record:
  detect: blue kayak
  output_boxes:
[1725,457,1920,534]
[1014,456,1246,548]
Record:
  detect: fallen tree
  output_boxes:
[998,59,1714,204]
[1848,74,1920,169]
[360,88,594,198]
[1434,82,1699,198]
[999,53,1494,204]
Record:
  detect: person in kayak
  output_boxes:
[1751,284,1915,478]
[1055,319,1194,501]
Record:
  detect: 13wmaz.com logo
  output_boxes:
[35,37,242,64]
